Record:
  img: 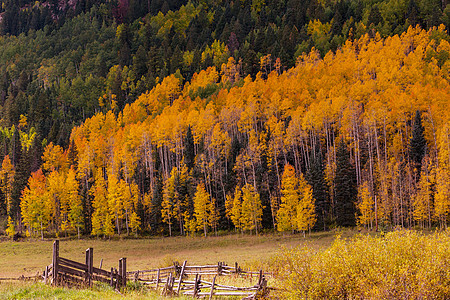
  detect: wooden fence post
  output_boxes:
[110,267,114,287]
[209,275,216,300]
[44,265,49,284]
[118,259,122,287]
[85,247,93,286]
[52,240,59,285]
[217,261,222,276]
[258,270,263,287]
[193,274,199,298]
[115,268,119,289]
[121,258,127,287]
[156,269,160,290]
[176,260,187,295]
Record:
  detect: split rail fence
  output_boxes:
[43,240,127,289]
[128,260,271,299]
[43,240,272,299]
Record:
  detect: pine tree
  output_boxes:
[306,144,329,230]
[409,110,426,180]
[334,138,357,227]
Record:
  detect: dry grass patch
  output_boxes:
[0,231,345,278]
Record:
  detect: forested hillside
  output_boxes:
[0,0,449,237]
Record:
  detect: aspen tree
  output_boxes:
[277,163,299,232]
[66,167,83,238]
[241,184,263,234]
[1,155,14,218]
[296,174,316,235]
[161,168,177,236]
[193,183,211,237]
[357,181,374,229]
[20,170,50,239]
[91,170,109,237]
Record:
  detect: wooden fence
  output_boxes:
[43,241,273,299]
[44,240,127,289]
[128,260,271,299]
[127,261,272,281]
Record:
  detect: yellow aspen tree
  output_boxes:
[107,174,125,235]
[161,167,177,236]
[129,211,141,237]
[241,184,263,235]
[193,183,211,237]
[20,170,51,239]
[90,169,109,237]
[230,187,243,233]
[296,175,316,235]
[120,179,133,236]
[413,158,434,228]
[5,216,15,237]
[183,211,197,237]
[277,163,299,233]
[357,181,374,229]
[435,124,450,228]
[225,194,233,221]
[66,167,83,239]
[46,170,65,233]
[42,142,67,173]
[104,213,115,238]
[209,197,219,235]
[1,155,14,218]
[435,166,450,228]
[127,182,141,236]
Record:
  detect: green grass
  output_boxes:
[0,281,189,300]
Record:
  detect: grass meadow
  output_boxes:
[0,231,342,278]
[2,229,450,299]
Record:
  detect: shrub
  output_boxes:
[274,230,450,299]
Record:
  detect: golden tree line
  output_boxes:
[13,25,450,237]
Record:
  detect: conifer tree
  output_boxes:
[334,138,357,227]
[306,144,329,230]
[409,110,427,180]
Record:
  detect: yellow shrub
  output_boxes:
[275,230,450,299]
